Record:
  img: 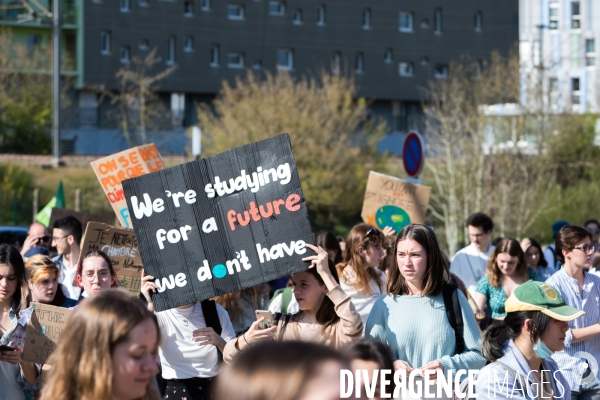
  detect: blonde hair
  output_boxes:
[41,290,161,400]
[336,224,383,295]
[26,255,60,284]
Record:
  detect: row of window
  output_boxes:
[112,0,484,33]
[549,0,590,30]
[101,31,451,78]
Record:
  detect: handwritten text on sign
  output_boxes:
[122,134,314,311]
[91,144,164,228]
[23,303,73,364]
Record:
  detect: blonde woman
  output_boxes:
[41,290,161,400]
[25,255,77,308]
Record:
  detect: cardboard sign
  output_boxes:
[361,171,431,232]
[49,208,113,231]
[122,134,314,312]
[91,144,164,228]
[23,303,73,364]
[79,222,143,295]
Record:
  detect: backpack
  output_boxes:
[269,287,293,314]
[442,283,464,355]
[200,300,223,363]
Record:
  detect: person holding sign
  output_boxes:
[141,271,236,400]
[25,255,78,308]
[223,244,363,363]
[336,224,386,327]
[41,290,161,400]
[0,245,39,400]
[75,250,118,298]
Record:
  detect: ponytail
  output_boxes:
[481,323,507,362]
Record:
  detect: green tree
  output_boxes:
[195,71,389,228]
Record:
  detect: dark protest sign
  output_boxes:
[49,208,113,231]
[79,222,143,295]
[122,134,314,312]
[23,303,73,364]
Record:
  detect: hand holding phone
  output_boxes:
[0,345,15,352]
[255,310,273,329]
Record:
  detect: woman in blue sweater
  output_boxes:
[366,224,485,381]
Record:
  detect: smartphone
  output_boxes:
[255,310,274,329]
[0,345,15,352]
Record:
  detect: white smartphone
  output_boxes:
[255,310,274,329]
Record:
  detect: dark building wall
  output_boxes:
[82,0,519,100]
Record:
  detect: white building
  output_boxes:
[520,0,599,113]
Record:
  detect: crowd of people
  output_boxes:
[1,211,599,400]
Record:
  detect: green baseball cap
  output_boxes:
[504,280,585,321]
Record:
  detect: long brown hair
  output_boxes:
[215,284,269,327]
[336,223,383,295]
[41,290,161,400]
[486,238,529,288]
[387,224,449,296]
[0,244,29,313]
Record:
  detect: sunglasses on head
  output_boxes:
[364,226,379,239]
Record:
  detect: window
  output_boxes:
[120,0,130,12]
[399,11,413,32]
[571,77,580,105]
[27,35,39,51]
[398,61,414,77]
[434,8,442,34]
[119,46,130,63]
[210,45,219,67]
[384,49,393,64]
[184,36,193,52]
[184,1,194,16]
[549,78,559,108]
[201,0,210,11]
[228,4,244,20]
[474,11,482,32]
[571,1,580,29]
[317,4,325,26]
[139,0,149,7]
[252,60,262,70]
[332,51,341,74]
[586,39,596,66]
[227,52,244,68]
[277,48,293,70]
[138,39,149,50]
[549,2,559,29]
[363,8,371,29]
[167,36,176,65]
[355,52,364,74]
[292,8,302,24]
[269,1,284,16]
[434,64,448,79]
[100,31,111,55]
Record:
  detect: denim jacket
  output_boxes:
[477,340,571,400]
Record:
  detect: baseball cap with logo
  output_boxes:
[505,280,585,321]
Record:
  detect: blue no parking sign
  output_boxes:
[402,131,424,178]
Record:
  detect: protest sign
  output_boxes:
[91,144,164,228]
[79,222,143,295]
[122,133,314,311]
[361,171,431,232]
[23,303,73,364]
[49,208,112,231]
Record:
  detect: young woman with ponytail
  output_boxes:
[477,280,582,400]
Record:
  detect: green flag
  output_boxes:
[35,197,56,227]
[55,181,65,209]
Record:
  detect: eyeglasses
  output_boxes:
[81,271,112,282]
[364,226,379,240]
[36,236,50,243]
[573,244,595,255]
[52,236,68,244]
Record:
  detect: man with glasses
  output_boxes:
[585,219,600,255]
[20,222,50,257]
[450,212,495,294]
[52,216,83,300]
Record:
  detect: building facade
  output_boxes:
[1,0,519,154]
[520,0,600,113]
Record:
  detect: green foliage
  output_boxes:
[0,164,34,226]
[195,70,390,228]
